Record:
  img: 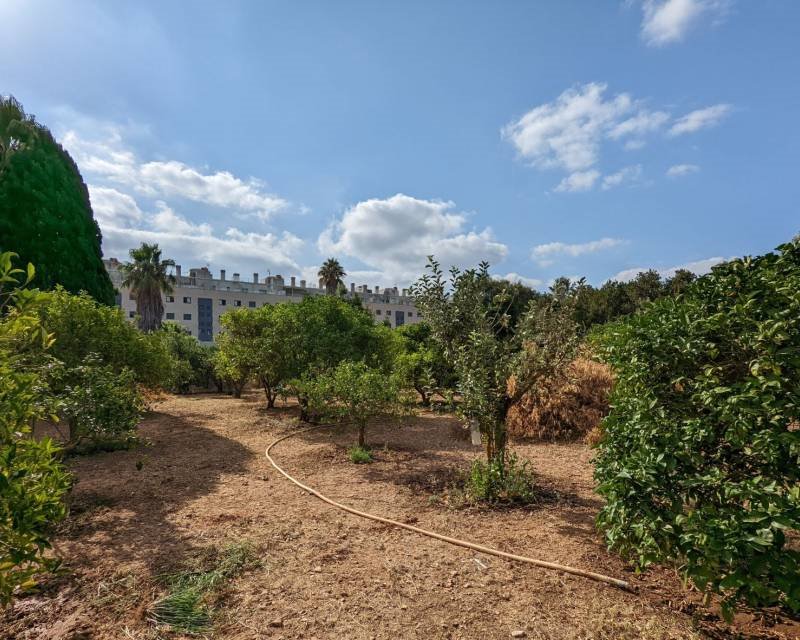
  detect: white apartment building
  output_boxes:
[104,259,421,342]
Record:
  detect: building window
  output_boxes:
[408,311,413,317]
[234,300,242,307]
[219,299,227,306]
[248,301,256,308]
[166,312,175,320]
[183,296,192,304]
[166,295,175,303]
[129,311,135,318]
[183,313,192,320]
[375,309,381,315]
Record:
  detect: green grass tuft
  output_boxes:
[348,445,373,464]
[149,540,259,635]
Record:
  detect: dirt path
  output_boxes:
[3,392,797,639]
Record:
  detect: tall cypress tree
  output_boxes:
[0,95,115,305]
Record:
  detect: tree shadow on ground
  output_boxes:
[59,409,255,572]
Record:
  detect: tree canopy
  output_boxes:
[0,95,114,305]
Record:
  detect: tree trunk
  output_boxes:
[299,396,310,422]
[358,423,366,448]
[416,385,430,407]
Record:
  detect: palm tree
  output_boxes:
[120,243,175,332]
[318,258,346,295]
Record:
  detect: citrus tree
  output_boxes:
[304,360,402,448]
[411,258,579,494]
[0,252,70,604]
[592,239,800,617]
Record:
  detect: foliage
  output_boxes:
[0,95,114,304]
[394,322,453,406]
[465,452,535,504]
[0,252,70,605]
[570,269,698,332]
[155,323,215,393]
[35,286,172,387]
[303,361,403,447]
[412,258,580,494]
[348,445,373,464]
[592,239,800,616]
[318,257,346,295]
[120,243,176,332]
[150,540,259,635]
[55,358,144,451]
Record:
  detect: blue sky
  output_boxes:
[2,0,798,289]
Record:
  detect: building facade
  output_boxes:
[104,259,421,342]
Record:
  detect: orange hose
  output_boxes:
[266,425,635,592]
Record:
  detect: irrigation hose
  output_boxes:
[265,424,635,593]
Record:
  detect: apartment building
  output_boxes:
[104,259,421,342]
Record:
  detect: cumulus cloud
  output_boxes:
[89,186,144,225]
[612,256,728,282]
[639,0,731,47]
[668,104,731,136]
[495,273,544,289]
[531,237,625,267]
[602,165,643,190]
[666,163,700,177]
[503,83,727,192]
[554,170,601,193]
[63,129,287,220]
[318,193,508,285]
[608,110,670,140]
[502,83,633,173]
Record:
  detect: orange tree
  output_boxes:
[592,239,800,617]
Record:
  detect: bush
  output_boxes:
[0,252,70,604]
[593,239,800,617]
[348,445,373,464]
[55,358,144,451]
[155,323,215,393]
[506,357,612,441]
[37,287,171,387]
[464,452,535,504]
[303,361,403,447]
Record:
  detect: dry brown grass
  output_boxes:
[507,358,613,442]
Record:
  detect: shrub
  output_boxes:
[348,445,373,464]
[37,287,171,387]
[155,323,215,393]
[464,452,535,504]
[0,252,70,604]
[303,361,403,447]
[55,358,144,451]
[593,239,800,617]
[506,357,612,441]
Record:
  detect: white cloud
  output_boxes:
[495,273,544,289]
[640,0,731,47]
[63,128,287,220]
[89,186,143,225]
[531,237,625,267]
[318,193,508,285]
[554,170,601,193]
[612,256,728,282]
[608,110,670,140]
[503,83,732,191]
[602,165,643,190]
[666,163,700,177]
[502,83,633,173]
[668,104,731,136]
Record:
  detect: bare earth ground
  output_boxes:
[3,391,798,640]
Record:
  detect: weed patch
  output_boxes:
[149,540,260,635]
